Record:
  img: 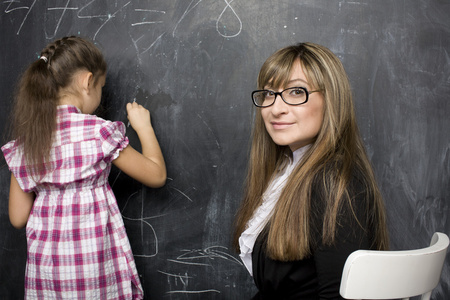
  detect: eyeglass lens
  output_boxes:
[253,87,308,107]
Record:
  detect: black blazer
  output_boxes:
[250,172,375,300]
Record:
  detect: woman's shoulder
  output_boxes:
[310,162,371,224]
[312,160,369,192]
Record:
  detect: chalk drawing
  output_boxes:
[216,0,242,38]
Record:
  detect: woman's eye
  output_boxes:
[289,88,306,97]
[265,91,275,98]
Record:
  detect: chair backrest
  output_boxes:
[340,232,449,300]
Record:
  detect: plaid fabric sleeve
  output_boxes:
[1,140,36,192]
[98,120,129,163]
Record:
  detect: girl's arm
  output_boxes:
[9,174,35,229]
[112,102,167,188]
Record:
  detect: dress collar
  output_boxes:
[57,105,81,114]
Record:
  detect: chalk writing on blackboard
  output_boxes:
[172,0,201,37]
[118,189,161,258]
[158,245,243,295]
[216,0,242,38]
[3,0,243,39]
[158,269,221,295]
[112,176,206,258]
[3,0,38,35]
[168,246,243,267]
[131,8,165,26]
[77,1,132,40]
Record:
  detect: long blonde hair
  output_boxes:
[233,42,388,261]
[11,36,107,177]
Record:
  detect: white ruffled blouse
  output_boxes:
[238,145,310,276]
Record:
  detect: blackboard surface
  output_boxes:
[1,1,449,299]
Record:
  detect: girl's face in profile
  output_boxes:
[261,61,324,151]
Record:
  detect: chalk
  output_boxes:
[127,98,136,127]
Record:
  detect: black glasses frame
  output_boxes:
[251,87,321,108]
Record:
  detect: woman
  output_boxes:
[233,42,389,299]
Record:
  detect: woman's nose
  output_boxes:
[270,94,289,114]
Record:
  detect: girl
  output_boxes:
[2,36,166,299]
[233,42,389,299]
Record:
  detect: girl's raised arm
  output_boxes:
[112,102,166,188]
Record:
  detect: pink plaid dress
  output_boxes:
[2,105,144,299]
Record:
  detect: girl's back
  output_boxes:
[3,105,143,299]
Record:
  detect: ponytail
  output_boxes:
[11,36,107,177]
[13,56,58,173]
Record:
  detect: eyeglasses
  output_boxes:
[251,87,321,108]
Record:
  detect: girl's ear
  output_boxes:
[79,71,94,94]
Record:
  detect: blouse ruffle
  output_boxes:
[239,145,310,275]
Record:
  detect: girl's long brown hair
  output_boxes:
[233,42,389,261]
[11,36,106,177]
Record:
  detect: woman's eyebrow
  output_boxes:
[286,78,309,85]
[264,78,309,90]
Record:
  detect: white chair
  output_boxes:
[340,232,449,300]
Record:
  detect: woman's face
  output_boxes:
[260,61,324,151]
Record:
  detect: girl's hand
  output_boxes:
[126,101,152,132]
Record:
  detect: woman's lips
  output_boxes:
[271,122,294,130]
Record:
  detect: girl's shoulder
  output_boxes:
[2,139,18,154]
[57,106,126,142]
[57,105,105,125]
[1,139,22,168]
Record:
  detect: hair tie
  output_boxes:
[40,56,48,63]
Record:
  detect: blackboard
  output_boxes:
[0,1,449,299]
